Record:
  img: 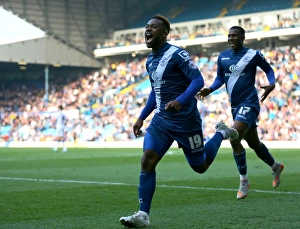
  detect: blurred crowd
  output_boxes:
[0,45,299,143]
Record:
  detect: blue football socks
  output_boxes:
[233,150,247,175]
[255,143,275,166]
[138,171,156,215]
[204,132,223,162]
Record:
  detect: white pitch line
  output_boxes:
[0,177,128,185]
[0,177,299,195]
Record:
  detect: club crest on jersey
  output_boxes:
[178,50,190,62]
[243,56,251,62]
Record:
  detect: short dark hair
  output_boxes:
[59,105,64,110]
[151,14,170,33]
[229,26,245,36]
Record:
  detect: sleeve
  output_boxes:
[176,75,204,105]
[174,50,205,105]
[175,49,202,81]
[209,75,225,91]
[257,51,275,85]
[210,55,225,91]
[139,90,156,120]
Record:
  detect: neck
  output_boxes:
[152,41,167,52]
[232,46,244,52]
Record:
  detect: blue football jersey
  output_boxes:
[146,42,202,121]
[217,47,273,110]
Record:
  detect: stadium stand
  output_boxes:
[101,6,300,51]
[129,0,297,27]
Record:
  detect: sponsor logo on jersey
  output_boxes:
[229,64,237,73]
[159,57,168,66]
[188,60,198,69]
[225,64,245,77]
[221,57,230,60]
[151,71,165,87]
[178,50,191,61]
[151,71,160,81]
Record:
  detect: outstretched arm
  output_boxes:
[133,90,156,137]
[176,75,204,105]
[260,68,275,102]
[197,74,224,99]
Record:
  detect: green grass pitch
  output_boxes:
[0,147,299,229]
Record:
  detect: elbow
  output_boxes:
[198,77,204,89]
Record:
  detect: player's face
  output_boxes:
[228,28,244,51]
[145,18,168,51]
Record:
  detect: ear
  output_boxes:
[163,30,168,38]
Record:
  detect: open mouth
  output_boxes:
[145,33,153,44]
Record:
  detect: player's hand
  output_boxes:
[133,118,143,138]
[260,84,275,102]
[196,87,212,100]
[165,100,181,112]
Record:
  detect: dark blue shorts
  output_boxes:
[143,114,206,166]
[232,104,259,129]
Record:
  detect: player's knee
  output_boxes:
[141,155,153,164]
[230,139,243,152]
[191,164,208,174]
[141,150,160,171]
[247,141,261,151]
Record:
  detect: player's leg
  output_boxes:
[55,128,64,151]
[230,120,250,199]
[54,131,61,152]
[244,127,284,188]
[120,120,173,227]
[62,131,67,152]
[181,122,238,174]
[138,132,172,214]
[230,104,261,199]
[53,136,58,152]
[119,149,158,227]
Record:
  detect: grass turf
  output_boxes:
[0,147,299,229]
